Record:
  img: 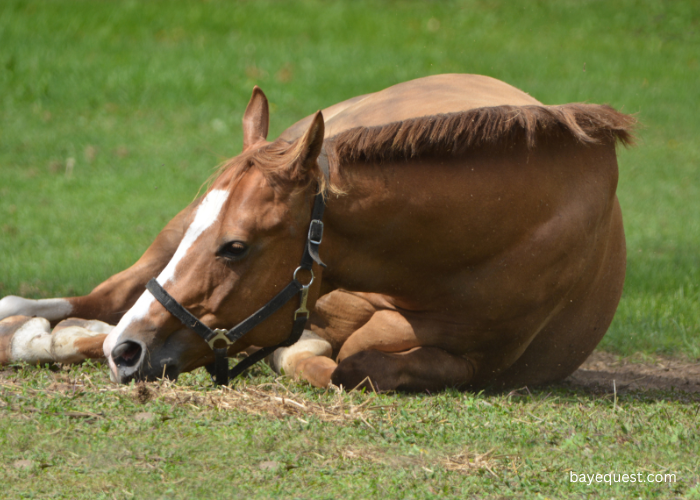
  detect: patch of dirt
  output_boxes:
[134,382,153,404]
[563,351,700,395]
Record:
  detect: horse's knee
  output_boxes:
[336,309,420,362]
[1,316,31,363]
[310,290,380,355]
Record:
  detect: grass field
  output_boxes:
[1,0,699,498]
[2,362,698,499]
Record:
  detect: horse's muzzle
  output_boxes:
[111,338,183,383]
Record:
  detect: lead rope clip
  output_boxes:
[292,267,314,320]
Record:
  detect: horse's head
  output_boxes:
[103,87,326,383]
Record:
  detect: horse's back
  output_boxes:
[279,74,541,142]
[323,74,541,137]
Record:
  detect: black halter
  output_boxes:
[145,190,326,386]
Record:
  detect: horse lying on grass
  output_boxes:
[0,74,635,392]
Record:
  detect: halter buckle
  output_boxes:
[308,219,324,246]
[207,328,233,350]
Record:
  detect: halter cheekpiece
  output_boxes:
[146,189,326,386]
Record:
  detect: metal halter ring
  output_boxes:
[207,328,233,350]
[293,266,315,287]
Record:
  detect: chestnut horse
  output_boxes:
[0,74,634,391]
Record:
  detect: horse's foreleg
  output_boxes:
[331,309,476,392]
[294,356,338,388]
[269,330,336,387]
[268,289,383,388]
[0,316,112,365]
[331,347,476,392]
[0,201,195,325]
[272,292,478,391]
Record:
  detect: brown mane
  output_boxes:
[205,103,635,196]
[327,103,636,165]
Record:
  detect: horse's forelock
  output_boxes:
[206,139,326,197]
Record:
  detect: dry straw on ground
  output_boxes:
[339,446,500,477]
[0,369,393,427]
[133,377,396,427]
[0,370,501,476]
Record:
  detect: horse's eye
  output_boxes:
[218,241,249,261]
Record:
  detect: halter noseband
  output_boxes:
[145,189,326,386]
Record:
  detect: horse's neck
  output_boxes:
[319,159,430,296]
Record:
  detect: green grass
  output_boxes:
[1,363,698,499]
[1,0,699,497]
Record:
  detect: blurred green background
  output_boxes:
[1,0,698,357]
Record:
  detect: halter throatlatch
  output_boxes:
[145,190,326,386]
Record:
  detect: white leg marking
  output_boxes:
[0,296,72,322]
[9,317,53,364]
[54,319,114,335]
[103,189,230,372]
[271,330,333,376]
[51,319,114,364]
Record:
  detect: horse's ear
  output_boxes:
[242,86,269,151]
[293,111,325,178]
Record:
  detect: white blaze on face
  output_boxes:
[103,189,230,374]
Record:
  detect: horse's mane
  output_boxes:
[326,103,636,166]
[202,103,635,198]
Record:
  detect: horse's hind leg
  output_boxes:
[0,201,195,325]
[0,316,112,365]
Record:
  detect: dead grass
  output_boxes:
[442,449,500,477]
[339,446,501,477]
[0,370,394,426]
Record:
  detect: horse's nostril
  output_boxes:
[112,341,143,368]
